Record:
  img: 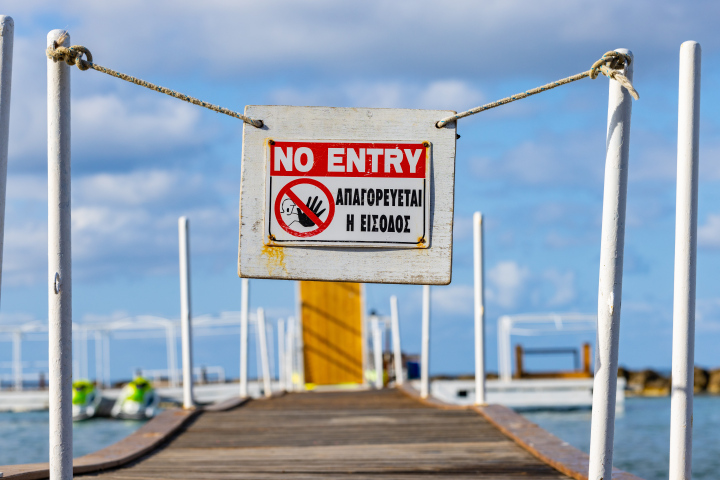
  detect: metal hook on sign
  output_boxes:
[54,272,61,294]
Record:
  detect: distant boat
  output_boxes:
[72,380,102,421]
[110,377,160,420]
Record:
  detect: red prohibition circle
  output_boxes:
[274,178,336,237]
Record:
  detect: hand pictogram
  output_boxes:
[297,196,326,227]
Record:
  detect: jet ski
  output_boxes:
[110,377,160,420]
[72,379,102,421]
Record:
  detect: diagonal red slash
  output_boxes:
[284,188,326,229]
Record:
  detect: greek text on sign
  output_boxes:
[265,140,430,248]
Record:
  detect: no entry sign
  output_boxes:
[266,140,430,248]
[239,105,457,285]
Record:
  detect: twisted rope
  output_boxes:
[436,51,639,128]
[46,33,263,128]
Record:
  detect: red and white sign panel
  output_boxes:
[265,140,430,248]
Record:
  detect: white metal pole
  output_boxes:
[165,324,178,387]
[47,28,73,480]
[94,330,103,387]
[473,212,487,405]
[588,48,634,480]
[390,295,403,386]
[278,319,286,387]
[420,284,430,398]
[239,277,249,397]
[81,327,88,379]
[371,316,383,389]
[103,332,110,386]
[286,316,295,391]
[13,331,21,391]
[669,40,701,480]
[0,16,13,304]
[267,324,276,384]
[178,216,194,408]
[256,307,272,398]
[295,282,305,388]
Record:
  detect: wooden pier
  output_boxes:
[2,388,642,480]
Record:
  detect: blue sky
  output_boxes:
[1,1,720,380]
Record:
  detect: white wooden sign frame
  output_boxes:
[238,105,457,285]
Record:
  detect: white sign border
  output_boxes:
[239,105,457,285]
[263,139,432,248]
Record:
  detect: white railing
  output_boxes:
[137,366,226,385]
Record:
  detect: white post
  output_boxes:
[81,327,89,379]
[0,16,13,304]
[256,307,272,398]
[295,282,305,388]
[286,316,295,391]
[669,41,701,480]
[94,330,103,387]
[178,216,194,408]
[371,316,383,389]
[47,28,73,480]
[474,212,486,405]
[12,330,21,391]
[278,319,286,388]
[420,284,430,398]
[165,324,178,387]
[103,332,110,385]
[239,277,249,397]
[588,48,634,480]
[390,296,403,386]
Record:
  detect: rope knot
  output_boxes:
[46,33,93,71]
[589,51,639,100]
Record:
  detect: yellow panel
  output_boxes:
[300,281,364,385]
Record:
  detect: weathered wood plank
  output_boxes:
[75,389,575,479]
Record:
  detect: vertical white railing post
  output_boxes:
[473,212,486,405]
[239,277,249,397]
[256,307,272,398]
[371,316,383,389]
[278,319,286,388]
[588,48,634,480]
[295,282,305,388]
[0,16,13,303]
[165,323,178,387]
[390,296,403,386]
[420,284,430,398]
[81,327,89,379]
[286,316,295,391]
[669,40,701,480]
[13,330,21,391]
[103,332,110,386]
[94,330,103,387]
[178,216,194,409]
[47,28,73,480]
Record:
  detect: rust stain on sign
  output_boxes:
[261,242,287,274]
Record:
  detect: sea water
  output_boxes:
[523,396,720,480]
[0,411,144,466]
[2,397,719,479]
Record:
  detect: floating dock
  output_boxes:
[1,388,642,480]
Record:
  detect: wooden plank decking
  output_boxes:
[76,389,573,479]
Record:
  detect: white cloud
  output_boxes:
[271,80,482,111]
[486,261,530,308]
[698,214,720,249]
[471,134,606,187]
[74,170,207,208]
[417,80,483,111]
[543,269,576,306]
[431,284,473,315]
[2,219,47,287]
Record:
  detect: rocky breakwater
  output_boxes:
[618,366,720,396]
